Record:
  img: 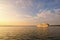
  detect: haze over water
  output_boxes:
[0,26,60,40]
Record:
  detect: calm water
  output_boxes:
[0,26,60,40]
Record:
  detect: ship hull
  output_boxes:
[37,23,49,27]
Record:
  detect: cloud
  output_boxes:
[19,8,60,25]
[0,3,20,22]
[1,0,60,25]
[0,4,16,16]
[16,8,60,24]
[14,0,45,13]
[36,9,60,18]
[36,9,50,18]
[15,0,33,8]
[32,8,60,25]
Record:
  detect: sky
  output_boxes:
[0,0,60,25]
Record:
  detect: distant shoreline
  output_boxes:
[0,25,60,27]
[0,25,35,27]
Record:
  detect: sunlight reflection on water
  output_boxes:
[0,26,60,40]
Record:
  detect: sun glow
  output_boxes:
[0,5,32,25]
[0,4,18,25]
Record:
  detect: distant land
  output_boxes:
[0,25,60,27]
[0,25,35,27]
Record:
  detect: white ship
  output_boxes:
[37,23,49,27]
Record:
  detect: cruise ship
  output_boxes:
[37,23,49,27]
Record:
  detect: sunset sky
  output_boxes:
[0,0,60,25]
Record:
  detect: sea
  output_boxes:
[0,25,60,40]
